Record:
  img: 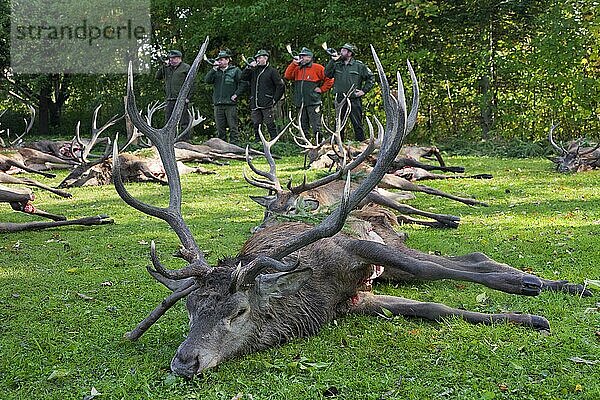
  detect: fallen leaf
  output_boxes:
[476,292,489,303]
[83,387,101,400]
[47,369,70,381]
[574,384,583,392]
[77,293,94,301]
[498,383,508,392]
[323,386,339,397]
[100,281,113,287]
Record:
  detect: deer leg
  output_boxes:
[366,191,460,228]
[442,252,591,296]
[0,214,113,233]
[357,241,591,297]
[349,292,550,331]
[352,240,545,295]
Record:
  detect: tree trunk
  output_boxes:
[38,80,51,135]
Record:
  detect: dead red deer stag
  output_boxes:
[57,104,212,188]
[548,123,600,172]
[114,39,590,378]
[246,123,460,229]
[0,184,112,233]
[294,105,487,207]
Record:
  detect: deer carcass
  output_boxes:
[57,105,213,188]
[0,184,112,232]
[548,123,600,172]
[115,39,591,378]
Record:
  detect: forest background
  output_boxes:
[0,0,599,154]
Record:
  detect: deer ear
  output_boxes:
[250,195,274,207]
[256,268,312,298]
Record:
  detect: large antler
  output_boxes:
[238,47,419,287]
[115,37,210,268]
[74,104,122,163]
[116,38,211,341]
[548,123,566,155]
[244,127,286,192]
[9,105,35,147]
[273,48,418,259]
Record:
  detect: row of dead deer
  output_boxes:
[0,97,272,231]
[114,38,592,378]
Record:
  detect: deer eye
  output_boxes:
[231,307,248,320]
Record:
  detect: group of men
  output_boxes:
[155,44,375,144]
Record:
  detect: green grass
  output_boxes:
[1,156,599,400]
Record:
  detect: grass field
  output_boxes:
[1,155,599,399]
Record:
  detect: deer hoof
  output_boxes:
[530,315,551,331]
[521,276,542,296]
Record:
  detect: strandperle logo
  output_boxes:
[10,0,152,74]
[14,19,147,46]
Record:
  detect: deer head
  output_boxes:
[115,37,418,377]
[548,123,600,173]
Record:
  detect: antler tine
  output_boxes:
[11,105,35,146]
[244,124,289,191]
[289,106,319,150]
[320,112,337,137]
[72,121,87,162]
[270,46,418,262]
[124,275,200,341]
[290,124,375,194]
[175,106,206,142]
[548,123,566,155]
[78,104,122,163]
[146,100,166,126]
[117,39,211,266]
[242,166,280,191]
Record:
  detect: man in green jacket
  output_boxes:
[155,49,194,141]
[204,50,247,145]
[324,43,375,141]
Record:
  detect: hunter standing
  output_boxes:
[325,43,375,141]
[241,49,285,140]
[155,49,194,141]
[284,47,333,140]
[204,50,247,145]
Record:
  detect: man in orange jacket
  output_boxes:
[284,47,333,140]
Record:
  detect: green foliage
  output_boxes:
[1,0,599,141]
[1,155,599,399]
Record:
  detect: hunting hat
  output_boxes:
[167,49,182,58]
[254,49,270,58]
[216,49,231,59]
[298,47,314,57]
[341,43,357,54]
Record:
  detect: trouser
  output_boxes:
[337,95,365,141]
[214,105,239,145]
[300,104,322,140]
[165,99,192,141]
[251,107,277,140]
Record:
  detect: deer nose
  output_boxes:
[171,354,199,379]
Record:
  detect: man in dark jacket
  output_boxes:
[325,43,375,141]
[156,49,194,141]
[241,49,285,140]
[204,50,247,145]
